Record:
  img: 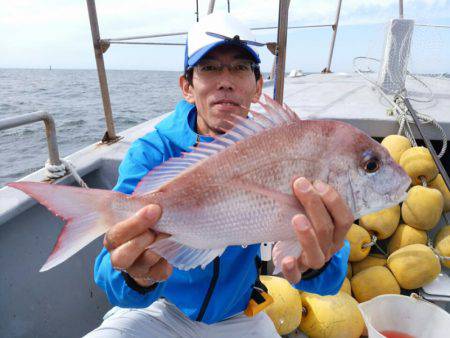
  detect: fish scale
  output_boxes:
[8,94,411,272]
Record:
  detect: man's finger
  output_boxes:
[314,182,354,249]
[104,204,161,251]
[281,256,302,284]
[124,249,162,277]
[293,177,333,254]
[292,214,326,270]
[148,258,173,282]
[110,231,156,270]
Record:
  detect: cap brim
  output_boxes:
[186,40,261,70]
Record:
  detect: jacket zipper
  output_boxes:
[196,257,220,321]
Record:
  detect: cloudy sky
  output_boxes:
[1,0,449,73]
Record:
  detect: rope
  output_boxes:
[45,159,89,189]
[428,238,450,262]
[392,96,448,158]
[362,235,388,257]
[352,57,448,158]
[362,235,377,249]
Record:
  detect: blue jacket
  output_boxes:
[94,100,350,324]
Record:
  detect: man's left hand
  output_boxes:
[280,177,353,284]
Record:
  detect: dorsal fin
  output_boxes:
[132,96,300,195]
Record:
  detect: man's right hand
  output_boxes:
[104,205,173,287]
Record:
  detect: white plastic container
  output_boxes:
[358,294,450,338]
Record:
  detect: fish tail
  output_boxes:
[8,181,126,272]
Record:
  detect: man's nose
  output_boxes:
[216,68,235,91]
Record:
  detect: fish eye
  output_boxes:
[364,159,380,173]
[361,151,381,174]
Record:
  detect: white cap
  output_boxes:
[185,13,261,70]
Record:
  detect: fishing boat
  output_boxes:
[1,1,449,337]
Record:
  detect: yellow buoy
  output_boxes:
[399,146,438,185]
[260,275,302,335]
[387,244,441,289]
[401,186,444,230]
[351,266,400,303]
[387,223,428,254]
[346,263,352,279]
[429,174,450,212]
[381,134,411,163]
[299,291,365,338]
[346,224,371,262]
[352,254,387,275]
[339,277,352,295]
[435,225,450,268]
[359,205,400,239]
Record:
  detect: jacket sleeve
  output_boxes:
[94,247,166,307]
[293,240,350,295]
[93,136,166,308]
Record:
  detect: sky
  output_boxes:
[0,0,449,73]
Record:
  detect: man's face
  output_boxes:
[180,45,263,136]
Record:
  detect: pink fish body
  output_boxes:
[9,95,411,272]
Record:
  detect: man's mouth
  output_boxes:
[213,99,240,107]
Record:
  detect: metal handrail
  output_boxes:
[101,24,335,44]
[207,0,216,15]
[274,0,290,105]
[86,0,344,138]
[415,24,450,29]
[324,0,343,73]
[0,111,61,166]
[108,42,185,46]
[86,0,117,142]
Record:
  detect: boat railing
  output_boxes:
[85,0,343,142]
[0,111,62,167]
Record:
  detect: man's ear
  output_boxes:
[179,75,195,104]
[251,77,264,103]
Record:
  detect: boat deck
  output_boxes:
[1,73,449,337]
[265,73,450,140]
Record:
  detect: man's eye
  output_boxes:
[234,64,250,71]
[201,65,218,72]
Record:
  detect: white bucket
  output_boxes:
[358,294,450,338]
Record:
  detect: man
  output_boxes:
[86,13,351,338]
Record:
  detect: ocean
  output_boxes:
[0,68,182,188]
[1,69,448,188]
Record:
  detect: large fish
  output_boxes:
[8,95,411,272]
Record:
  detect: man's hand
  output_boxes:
[281,177,353,284]
[104,205,173,287]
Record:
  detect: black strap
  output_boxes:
[121,272,159,295]
[196,257,220,321]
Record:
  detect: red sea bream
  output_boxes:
[8,95,411,272]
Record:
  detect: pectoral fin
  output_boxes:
[149,238,226,271]
[272,239,303,275]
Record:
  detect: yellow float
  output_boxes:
[299,291,364,338]
[345,223,371,262]
[387,223,428,254]
[352,254,387,275]
[359,205,400,239]
[429,174,450,212]
[260,275,302,335]
[339,277,352,295]
[351,266,400,303]
[399,146,438,185]
[346,263,352,279]
[401,186,444,230]
[387,244,441,289]
[435,225,450,268]
[381,134,411,163]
